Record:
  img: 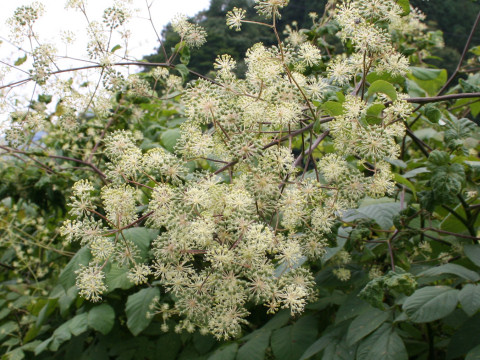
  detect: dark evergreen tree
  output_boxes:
[145,0,480,77]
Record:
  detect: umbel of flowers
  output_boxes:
[55,0,416,339]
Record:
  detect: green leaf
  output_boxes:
[368,80,397,101]
[367,103,386,117]
[424,104,442,124]
[125,287,159,336]
[120,227,158,260]
[393,174,416,200]
[459,284,480,317]
[3,348,24,360]
[207,343,238,360]
[175,64,189,81]
[366,71,404,85]
[357,323,407,360]
[322,340,356,360]
[345,202,402,230]
[161,129,181,153]
[299,321,350,360]
[35,298,58,328]
[336,292,373,324]
[14,54,27,66]
[396,0,410,15]
[409,67,447,96]
[193,333,216,354]
[447,313,480,359]
[444,116,476,146]
[411,67,444,81]
[58,247,92,290]
[403,286,459,323]
[105,264,133,291]
[464,245,480,267]
[0,321,18,341]
[270,316,318,360]
[50,321,72,351]
[346,308,390,346]
[459,78,480,93]
[0,307,10,321]
[88,304,115,335]
[35,338,52,356]
[68,313,88,336]
[237,330,271,360]
[403,167,429,179]
[180,45,191,65]
[155,333,182,360]
[111,44,121,53]
[322,101,344,116]
[418,264,480,282]
[466,344,480,360]
[427,150,465,204]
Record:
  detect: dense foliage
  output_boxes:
[1,0,480,359]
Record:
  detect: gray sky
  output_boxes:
[0,0,211,125]
[0,0,211,60]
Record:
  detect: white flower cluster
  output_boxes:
[171,14,207,48]
[6,2,45,44]
[56,0,427,340]
[330,0,411,84]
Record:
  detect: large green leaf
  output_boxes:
[444,116,477,147]
[409,67,447,95]
[396,0,410,15]
[323,340,356,360]
[58,247,92,290]
[125,287,160,336]
[344,202,402,230]
[466,344,480,360]
[459,284,480,317]
[357,323,407,360]
[0,321,18,342]
[155,333,182,360]
[49,321,72,351]
[88,304,115,335]
[322,101,344,116]
[424,104,442,124]
[68,313,88,336]
[418,264,480,282]
[403,286,459,323]
[105,264,133,291]
[464,245,480,267]
[207,343,238,360]
[120,227,158,260]
[161,129,181,153]
[346,308,389,346]
[368,80,397,101]
[241,310,290,342]
[447,313,480,359]
[300,321,350,360]
[271,315,318,360]
[336,293,373,324]
[427,150,465,204]
[237,330,271,360]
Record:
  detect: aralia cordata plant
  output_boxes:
[1,0,473,343]
[58,0,418,340]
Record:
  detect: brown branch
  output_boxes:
[438,11,480,95]
[0,145,107,180]
[293,130,330,167]
[404,92,480,104]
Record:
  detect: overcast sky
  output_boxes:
[0,0,211,125]
[0,0,211,60]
